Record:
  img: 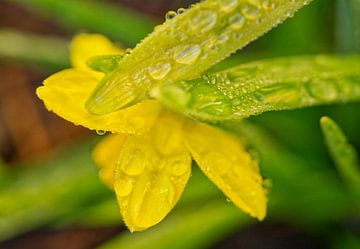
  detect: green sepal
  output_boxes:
[154,55,360,121]
[87,55,123,73]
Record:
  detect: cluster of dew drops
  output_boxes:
[96,0,313,135]
[146,0,313,82]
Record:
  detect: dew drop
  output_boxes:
[165,10,177,20]
[229,13,246,30]
[121,149,146,176]
[306,78,339,101]
[148,62,171,80]
[190,10,217,33]
[255,83,302,106]
[220,0,238,13]
[171,161,188,176]
[96,130,106,135]
[177,8,186,15]
[241,3,262,20]
[116,178,133,197]
[218,32,230,43]
[173,44,201,64]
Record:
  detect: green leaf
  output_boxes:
[320,116,360,199]
[154,55,360,121]
[85,0,314,115]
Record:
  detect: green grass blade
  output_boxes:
[98,201,249,249]
[0,141,111,241]
[12,0,155,46]
[85,0,314,115]
[336,0,360,53]
[154,55,360,121]
[320,116,360,199]
[0,29,69,70]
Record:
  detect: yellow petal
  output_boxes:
[93,134,127,189]
[115,110,191,231]
[36,69,161,134]
[71,33,123,76]
[184,120,267,220]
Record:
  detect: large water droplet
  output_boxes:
[96,130,106,135]
[204,152,231,175]
[306,78,339,101]
[190,10,217,33]
[177,8,186,15]
[121,149,146,176]
[117,178,133,197]
[256,83,302,106]
[220,0,238,13]
[173,44,201,65]
[229,13,245,30]
[165,10,177,20]
[148,62,171,80]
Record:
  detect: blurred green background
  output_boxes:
[0,0,359,248]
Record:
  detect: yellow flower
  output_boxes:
[37,34,267,232]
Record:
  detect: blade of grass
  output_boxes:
[98,200,250,249]
[155,55,360,121]
[320,116,360,200]
[0,140,112,241]
[12,0,155,46]
[0,29,69,70]
[336,0,360,53]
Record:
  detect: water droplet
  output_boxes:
[204,152,231,175]
[218,33,230,43]
[306,78,338,101]
[177,8,186,15]
[121,149,146,176]
[220,0,238,13]
[229,13,245,30]
[241,3,262,20]
[148,62,171,80]
[165,10,177,20]
[116,178,133,197]
[171,161,188,176]
[173,44,201,65]
[96,130,106,135]
[190,10,217,33]
[255,83,302,106]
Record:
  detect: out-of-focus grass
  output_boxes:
[0,139,114,241]
[0,29,69,71]
[99,200,250,249]
[11,0,156,46]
